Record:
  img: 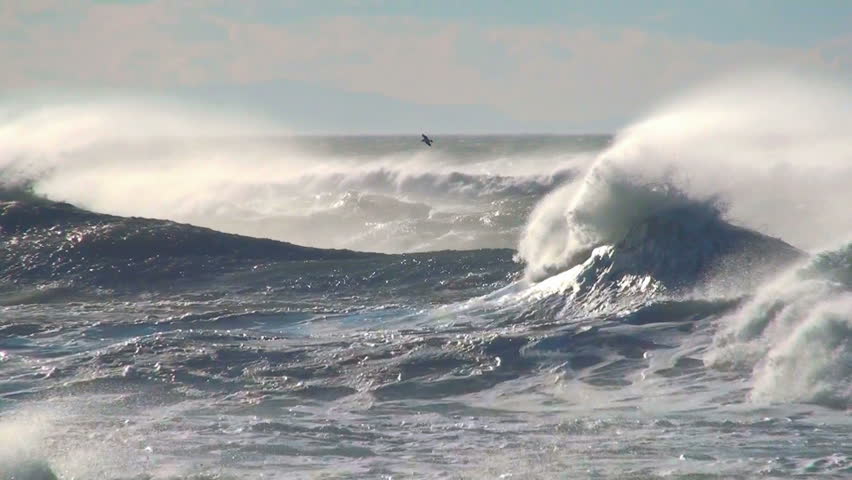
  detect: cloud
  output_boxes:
[0,1,848,129]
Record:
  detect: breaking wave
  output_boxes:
[706,243,852,409]
[519,72,852,281]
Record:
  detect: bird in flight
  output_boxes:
[421,134,433,147]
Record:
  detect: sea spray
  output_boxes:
[0,99,589,252]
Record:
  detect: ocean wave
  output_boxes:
[466,204,801,323]
[300,167,574,203]
[502,73,852,411]
[0,195,370,286]
[705,243,852,409]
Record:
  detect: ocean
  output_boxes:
[1,77,851,479]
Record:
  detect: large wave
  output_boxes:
[518,72,852,282]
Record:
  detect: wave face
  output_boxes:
[481,205,802,323]
[0,99,597,253]
[2,74,852,479]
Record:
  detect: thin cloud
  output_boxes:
[0,2,847,129]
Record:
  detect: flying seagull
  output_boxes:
[421,134,433,147]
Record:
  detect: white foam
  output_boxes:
[706,248,851,409]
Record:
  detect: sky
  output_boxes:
[2,0,851,133]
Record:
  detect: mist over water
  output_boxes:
[0,99,597,252]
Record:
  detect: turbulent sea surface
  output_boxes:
[1,75,851,479]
